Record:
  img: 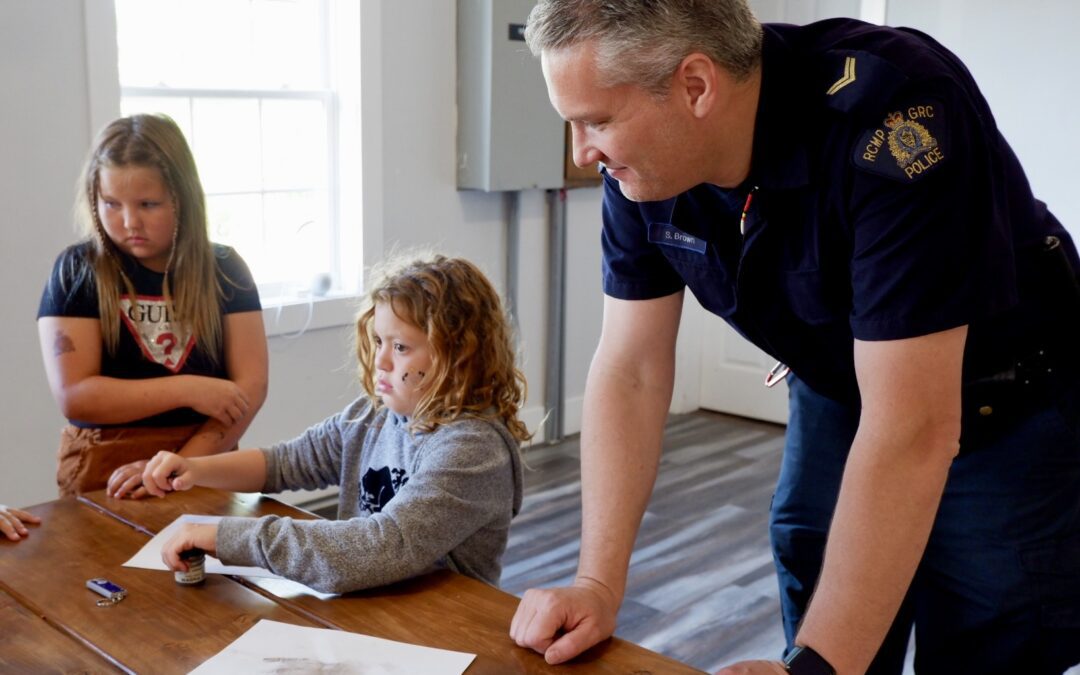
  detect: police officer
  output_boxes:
[508,2,1080,674]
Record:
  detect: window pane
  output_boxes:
[192,99,262,194]
[207,192,264,275]
[263,190,330,288]
[251,1,325,90]
[262,99,328,191]
[115,0,324,91]
[114,0,353,300]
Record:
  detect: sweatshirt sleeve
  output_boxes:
[261,397,376,493]
[215,419,518,594]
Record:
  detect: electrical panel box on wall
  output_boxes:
[456,0,565,191]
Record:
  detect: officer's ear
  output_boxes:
[673,52,721,118]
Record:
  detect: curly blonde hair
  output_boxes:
[356,254,530,442]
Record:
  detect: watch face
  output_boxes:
[784,645,836,675]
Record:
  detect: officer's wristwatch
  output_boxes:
[783,645,835,675]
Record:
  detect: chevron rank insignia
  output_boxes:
[827,56,856,95]
[822,50,906,115]
[853,99,948,181]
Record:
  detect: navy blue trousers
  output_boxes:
[770,374,1080,674]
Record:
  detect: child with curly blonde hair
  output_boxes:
[142,254,528,593]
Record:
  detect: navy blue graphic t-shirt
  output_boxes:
[38,242,261,427]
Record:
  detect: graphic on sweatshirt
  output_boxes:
[119,295,195,373]
[360,466,409,514]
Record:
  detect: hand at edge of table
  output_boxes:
[509,576,619,664]
[107,459,152,500]
[0,504,41,541]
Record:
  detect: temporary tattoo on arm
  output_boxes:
[53,330,76,357]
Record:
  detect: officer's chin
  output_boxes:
[617,178,676,204]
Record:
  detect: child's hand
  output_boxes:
[142,451,197,497]
[107,459,151,499]
[190,378,250,427]
[161,523,217,571]
[0,505,41,541]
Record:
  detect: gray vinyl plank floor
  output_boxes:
[500,409,789,672]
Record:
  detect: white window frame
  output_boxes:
[82,0,368,337]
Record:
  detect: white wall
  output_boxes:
[1,2,99,507]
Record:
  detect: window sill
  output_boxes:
[261,293,359,338]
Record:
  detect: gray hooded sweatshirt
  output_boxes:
[215,396,523,594]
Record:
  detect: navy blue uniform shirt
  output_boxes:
[601,18,1080,405]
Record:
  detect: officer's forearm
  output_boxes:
[576,357,673,604]
[795,425,956,674]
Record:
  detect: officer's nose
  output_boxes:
[570,122,603,168]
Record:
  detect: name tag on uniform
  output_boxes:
[648,222,707,254]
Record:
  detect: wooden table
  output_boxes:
[1,488,702,674]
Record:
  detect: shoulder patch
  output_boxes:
[852,99,948,182]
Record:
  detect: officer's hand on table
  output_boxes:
[716,659,788,675]
[509,577,619,664]
[0,505,40,541]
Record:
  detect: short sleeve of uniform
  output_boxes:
[214,245,262,313]
[845,80,1015,341]
[600,170,686,300]
[38,244,98,319]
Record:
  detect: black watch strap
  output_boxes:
[783,645,836,675]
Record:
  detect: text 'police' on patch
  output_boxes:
[853,100,948,181]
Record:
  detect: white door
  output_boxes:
[698,308,789,424]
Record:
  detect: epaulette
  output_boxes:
[822,49,908,116]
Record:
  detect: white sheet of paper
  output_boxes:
[123,514,284,579]
[189,619,476,675]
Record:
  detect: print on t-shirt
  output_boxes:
[360,466,409,514]
[119,295,195,372]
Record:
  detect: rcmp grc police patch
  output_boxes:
[853,99,947,181]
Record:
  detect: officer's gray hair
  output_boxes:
[524,0,763,97]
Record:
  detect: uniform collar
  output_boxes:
[747,25,811,192]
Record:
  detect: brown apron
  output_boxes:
[56,423,201,497]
